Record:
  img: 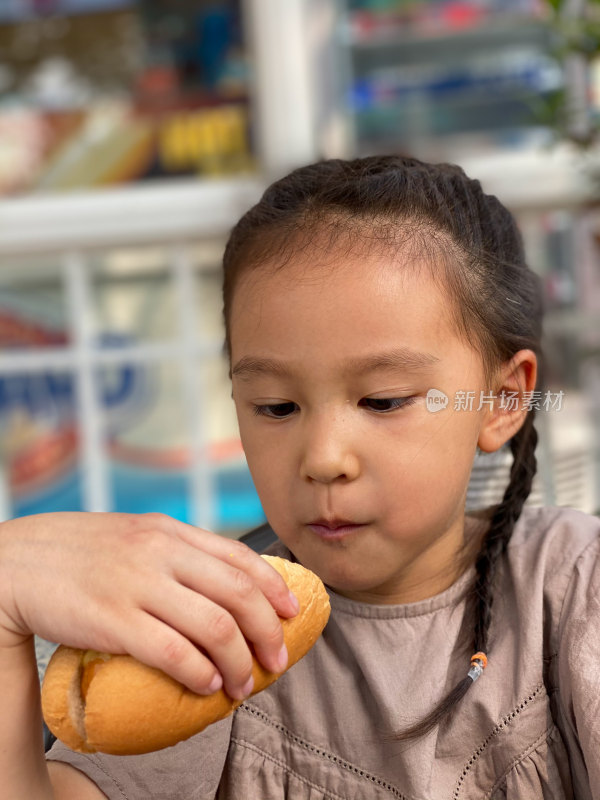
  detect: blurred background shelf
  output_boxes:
[339,0,567,157]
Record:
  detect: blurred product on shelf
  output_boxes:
[349,48,562,139]
[0,1,133,24]
[0,102,253,194]
[346,0,550,41]
[0,0,254,196]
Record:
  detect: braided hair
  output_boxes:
[221,156,544,740]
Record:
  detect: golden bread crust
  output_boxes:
[42,554,330,755]
[40,646,91,753]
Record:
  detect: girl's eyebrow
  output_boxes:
[231,348,440,380]
[351,347,440,374]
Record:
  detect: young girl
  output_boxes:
[2,155,599,800]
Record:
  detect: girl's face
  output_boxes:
[230,247,498,604]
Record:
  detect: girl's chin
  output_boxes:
[296,556,388,597]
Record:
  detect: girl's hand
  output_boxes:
[0,512,299,701]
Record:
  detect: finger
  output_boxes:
[162,519,299,619]
[170,554,288,676]
[110,611,224,696]
[143,579,259,700]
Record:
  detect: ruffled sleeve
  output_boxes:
[46,714,233,800]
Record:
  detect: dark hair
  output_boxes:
[222,155,543,740]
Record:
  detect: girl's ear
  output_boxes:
[477,349,538,453]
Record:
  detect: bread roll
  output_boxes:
[41,555,330,755]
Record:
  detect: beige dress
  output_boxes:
[47,506,600,799]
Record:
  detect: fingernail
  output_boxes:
[207,673,223,694]
[241,675,254,698]
[288,590,300,614]
[277,644,288,672]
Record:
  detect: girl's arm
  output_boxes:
[47,763,108,799]
[0,631,54,799]
[0,512,298,799]
[0,630,105,799]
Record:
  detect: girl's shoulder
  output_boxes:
[500,505,600,676]
[509,507,600,791]
[508,505,600,580]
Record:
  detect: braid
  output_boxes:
[474,412,538,649]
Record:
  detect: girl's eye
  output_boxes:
[359,397,416,413]
[252,402,298,418]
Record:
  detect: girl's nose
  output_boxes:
[300,414,361,484]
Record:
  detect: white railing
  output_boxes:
[0,176,266,525]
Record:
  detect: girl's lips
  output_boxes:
[307,521,366,540]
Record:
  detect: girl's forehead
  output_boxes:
[229,249,463,357]
[234,244,445,301]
